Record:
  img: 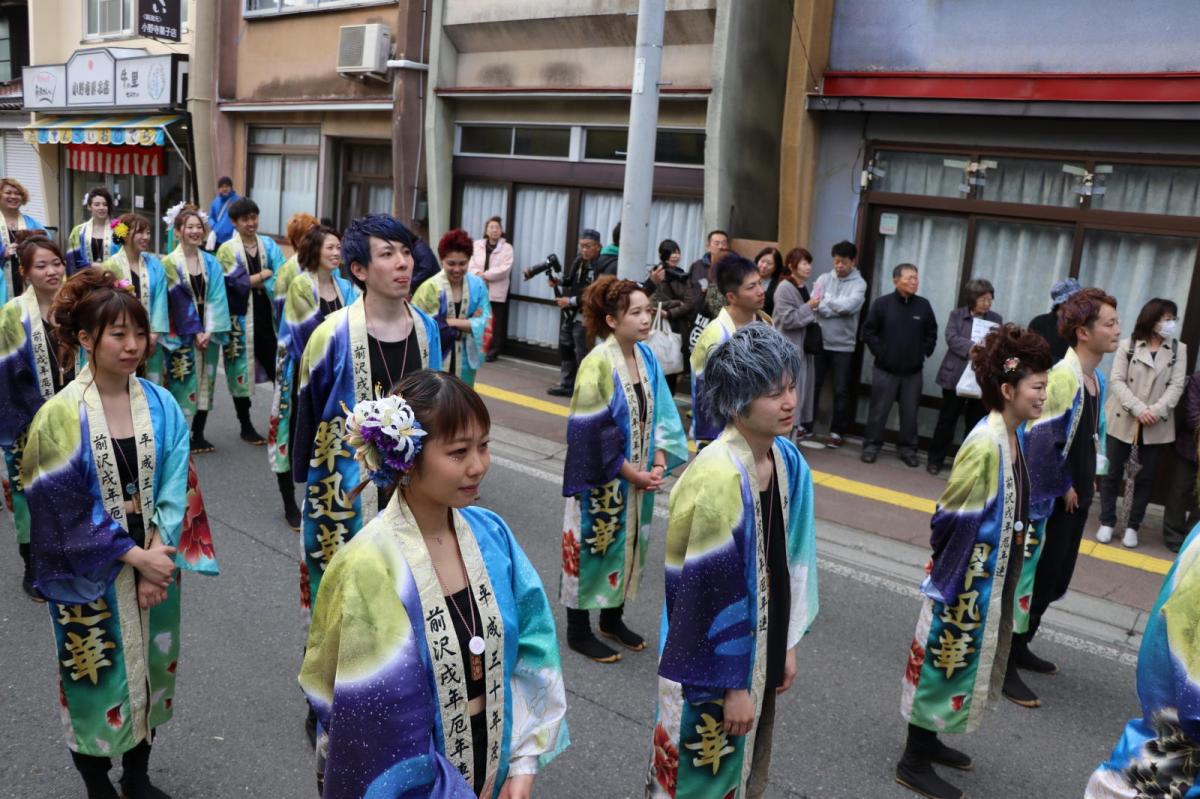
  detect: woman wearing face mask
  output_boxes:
[412,228,492,388]
[1096,298,1188,549]
[0,236,74,599]
[300,370,568,799]
[67,187,118,274]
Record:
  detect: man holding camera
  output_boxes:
[546,228,617,396]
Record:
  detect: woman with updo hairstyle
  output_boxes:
[274,212,321,321]
[561,275,689,662]
[300,369,567,799]
[0,176,46,302]
[412,227,492,387]
[159,204,232,452]
[896,323,1051,799]
[67,186,118,274]
[268,224,358,531]
[22,266,217,799]
[0,235,72,598]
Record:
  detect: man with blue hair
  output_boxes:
[649,324,819,799]
[689,254,769,445]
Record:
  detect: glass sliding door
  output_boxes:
[969,219,1073,328]
[508,186,569,348]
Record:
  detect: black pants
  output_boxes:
[558,318,588,390]
[928,390,986,464]
[863,366,922,456]
[1099,435,1166,532]
[487,300,508,357]
[1163,448,1199,547]
[1029,492,1094,636]
[812,349,855,436]
[252,290,277,383]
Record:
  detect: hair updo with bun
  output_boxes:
[50,267,150,367]
[580,274,648,346]
[15,232,58,275]
[969,323,1053,411]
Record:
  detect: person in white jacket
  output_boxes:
[468,215,514,362]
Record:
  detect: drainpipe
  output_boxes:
[189,0,217,205]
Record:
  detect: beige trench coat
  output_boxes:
[1105,337,1188,445]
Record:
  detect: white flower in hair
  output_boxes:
[342,395,427,486]
[162,201,209,231]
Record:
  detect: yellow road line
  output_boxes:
[476,380,1175,577]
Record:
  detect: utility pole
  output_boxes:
[616,0,666,281]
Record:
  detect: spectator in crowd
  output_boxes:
[468,215,514,362]
[207,176,239,250]
[1164,371,1200,553]
[1029,278,1080,361]
[773,247,818,442]
[598,222,620,273]
[546,228,616,396]
[0,177,45,303]
[1097,298,1188,548]
[927,278,1002,475]
[644,238,699,394]
[860,263,938,466]
[755,246,784,317]
[66,186,117,273]
[810,240,867,448]
[687,229,730,293]
[409,232,440,293]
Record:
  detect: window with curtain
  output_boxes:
[86,0,131,37]
[871,151,968,198]
[970,220,1072,326]
[1094,163,1200,217]
[459,181,509,242]
[0,18,11,82]
[580,191,705,272]
[337,142,392,226]
[247,126,319,236]
[977,158,1084,208]
[508,187,569,348]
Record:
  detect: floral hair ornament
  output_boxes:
[162,201,208,231]
[113,278,135,295]
[342,395,427,487]
[110,219,129,246]
[1003,356,1020,375]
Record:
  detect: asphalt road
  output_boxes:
[0,389,1143,798]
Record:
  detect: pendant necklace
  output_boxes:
[369,309,411,397]
[112,434,139,503]
[428,510,486,680]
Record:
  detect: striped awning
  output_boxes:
[22,114,183,146]
[67,144,164,176]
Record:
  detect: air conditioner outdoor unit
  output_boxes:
[337,24,391,77]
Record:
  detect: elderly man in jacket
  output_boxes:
[860,263,938,467]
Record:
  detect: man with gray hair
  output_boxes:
[546,228,617,396]
[648,324,819,799]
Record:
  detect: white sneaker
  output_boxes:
[1122,528,1138,548]
[1095,525,1114,544]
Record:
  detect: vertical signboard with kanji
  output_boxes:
[138,0,182,42]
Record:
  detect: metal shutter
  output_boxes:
[4,130,47,224]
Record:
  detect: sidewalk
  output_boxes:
[473,355,1171,621]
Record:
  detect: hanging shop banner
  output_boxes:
[138,0,182,42]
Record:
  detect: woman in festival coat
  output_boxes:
[0,177,46,303]
[67,187,118,274]
[414,228,492,388]
[561,276,689,663]
[649,325,818,799]
[269,224,357,531]
[23,267,217,799]
[160,207,231,452]
[0,237,74,598]
[896,325,1052,799]
[467,216,513,362]
[300,370,568,798]
[102,213,176,384]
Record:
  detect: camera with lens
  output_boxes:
[522,253,562,281]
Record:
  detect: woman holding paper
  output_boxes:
[927,279,1002,475]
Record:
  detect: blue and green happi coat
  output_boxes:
[266,270,358,475]
[159,246,231,418]
[1086,524,1200,798]
[0,212,43,304]
[560,336,688,610]
[67,220,118,272]
[22,368,217,756]
[217,234,285,396]
[688,309,771,443]
[300,497,568,798]
[102,250,174,384]
[411,271,491,388]
[649,428,818,798]
[292,299,440,613]
[901,411,1025,736]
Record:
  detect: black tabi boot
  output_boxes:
[1002,643,1042,708]
[190,411,215,454]
[895,724,965,799]
[18,542,43,601]
[1012,631,1059,674]
[565,608,620,663]
[305,703,318,749]
[69,751,119,799]
[277,472,302,531]
[233,397,266,445]
[598,604,646,651]
[118,740,172,799]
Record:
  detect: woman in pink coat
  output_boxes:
[468,216,514,362]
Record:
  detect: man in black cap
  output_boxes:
[547,228,618,396]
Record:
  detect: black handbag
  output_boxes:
[799,285,823,355]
